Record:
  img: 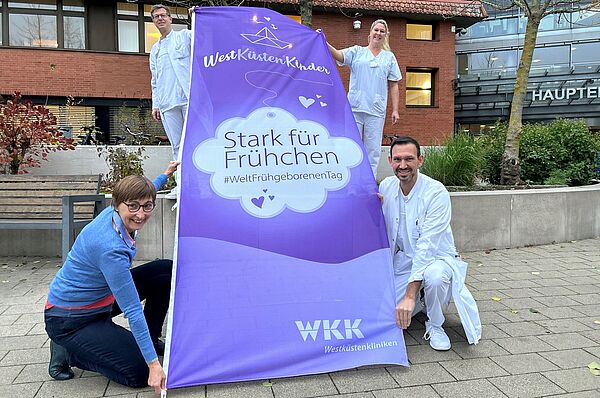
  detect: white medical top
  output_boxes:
[153,31,188,112]
[395,188,414,274]
[340,45,402,117]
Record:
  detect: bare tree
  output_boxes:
[480,0,600,184]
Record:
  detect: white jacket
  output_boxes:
[149,29,192,111]
[379,172,482,344]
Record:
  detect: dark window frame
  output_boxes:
[115,2,189,54]
[405,68,436,107]
[405,21,437,41]
[1,0,86,49]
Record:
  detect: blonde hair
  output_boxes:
[369,19,390,51]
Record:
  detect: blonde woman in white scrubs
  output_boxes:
[325,19,401,178]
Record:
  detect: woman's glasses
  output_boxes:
[124,202,155,213]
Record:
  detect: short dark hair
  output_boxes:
[390,136,421,157]
[112,175,156,208]
[151,4,171,18]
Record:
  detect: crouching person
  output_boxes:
[379,136,481,350]
[44,161,179,394]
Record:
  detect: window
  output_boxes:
[406,70,434,106]
[4,0,85,49]
[572,42,600,66]
[526,45,570,71]
[539,13,570,32]
[117,2,139,52]
[10,12,58,47]
[406,23,433,40]
[466,17,518,38]
[63,15,84,48]
[469,50,518,73]
[144,22,186,53]
[143,4,187,53]
[116,2,189,53]
[572,9,600,29]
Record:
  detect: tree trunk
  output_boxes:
[500,12,541,185]
[300,0,313,28]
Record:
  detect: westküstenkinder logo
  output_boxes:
[295,319,364,341]
[202,13,331,75]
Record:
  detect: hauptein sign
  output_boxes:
[531,86,600,101]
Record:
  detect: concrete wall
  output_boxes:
[3,184,599,260]
[27,146,173,182]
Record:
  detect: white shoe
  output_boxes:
[424,321,451,351]
[164,187,178,200]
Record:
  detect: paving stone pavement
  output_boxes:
[1,239,600,397]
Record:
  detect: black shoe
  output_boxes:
[48,340,74,381]
[154,339,165,356]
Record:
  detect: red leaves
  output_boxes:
[0,92,75,174]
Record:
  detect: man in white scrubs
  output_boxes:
[149,4,192,199]
[379,136,481,350]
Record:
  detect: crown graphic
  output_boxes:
[241,27,291,49]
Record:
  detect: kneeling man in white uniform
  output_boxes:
[379,136,481,350]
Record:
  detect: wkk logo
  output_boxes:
[294,319,364,341]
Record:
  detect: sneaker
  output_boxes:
[424,321,451,351]
[164,187,178,200]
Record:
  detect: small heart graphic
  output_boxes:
[263,189,268,193]
[299,96,315,108]
[320,101,328,107]
[251,196,265,208]
[269,195,275,201]
[264,16,271,21]
[316,94,322,98]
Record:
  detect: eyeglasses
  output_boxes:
[124,202,155,213]
[152,13,170,20]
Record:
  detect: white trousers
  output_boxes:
[352,111,385,178]
[394,255,453,327]
[160,104,187,161]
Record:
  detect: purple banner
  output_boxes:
[165,7,407,389]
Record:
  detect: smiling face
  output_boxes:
[116,197,154,235]
[369,22,387,48]
[388,143,424,195]
[151,7,173,36]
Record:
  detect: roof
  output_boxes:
[260,0,487,19]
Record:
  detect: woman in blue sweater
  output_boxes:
[45,161,178,394]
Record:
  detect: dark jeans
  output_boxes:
[45,259,172,388]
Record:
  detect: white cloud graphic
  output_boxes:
[193,107,362,218]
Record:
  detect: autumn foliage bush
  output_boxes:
[0,92,75,174]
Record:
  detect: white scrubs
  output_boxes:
[380,172,481,344]
[339,45,401,177]
[150,29,192,161]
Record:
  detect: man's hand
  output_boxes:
[396,296,416,329]
[152,108,161,121]
[163,161,180,177]
[391,111,399,124]
[147,360,166,394]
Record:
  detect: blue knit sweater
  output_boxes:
[47,174,168,363]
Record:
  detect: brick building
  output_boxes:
[0,0,485,145]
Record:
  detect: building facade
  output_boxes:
[455,3,600,134]
[0,0,485,145]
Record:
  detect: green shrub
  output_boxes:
[421,133,482,186]
[97,146,148,191]
[476,119,599,186]
[476,124,506,185]
[521,119,599,186]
